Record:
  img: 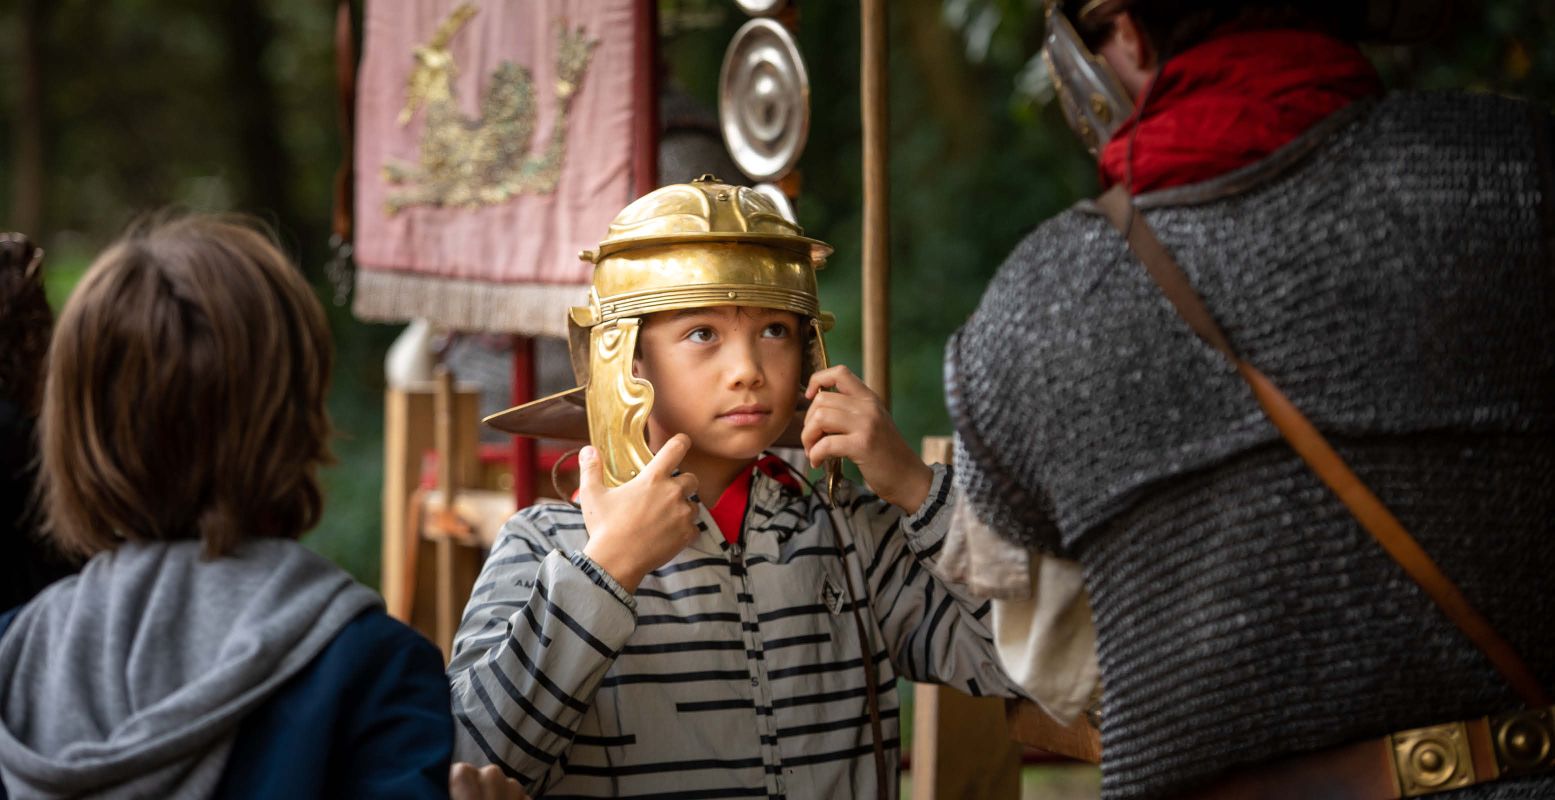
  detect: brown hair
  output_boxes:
[0,234,53,414]
[41,215,333,559]
[1066,0,1355,60]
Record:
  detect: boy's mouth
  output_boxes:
[717,404,772,426]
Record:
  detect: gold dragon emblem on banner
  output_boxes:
[383,2,597,213]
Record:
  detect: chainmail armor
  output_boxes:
[947,92,1555,798]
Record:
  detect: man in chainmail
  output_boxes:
[947,1,1555,797]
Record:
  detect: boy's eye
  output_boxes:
[686,327,716,344]
[761,322,791,339]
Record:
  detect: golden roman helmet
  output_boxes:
[484,175,835,486]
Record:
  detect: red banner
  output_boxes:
[353,0,643,335]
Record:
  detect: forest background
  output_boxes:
[2,0,1551,588]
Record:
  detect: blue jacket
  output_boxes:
[0,606,453,799]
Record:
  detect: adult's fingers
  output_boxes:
[451,763,528,800]
[448,763,479,800]
[641,433,691,479]
[478,764,527,800]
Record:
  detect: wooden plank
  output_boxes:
[861,0,891,405]
[382,380,480,629]
[911,683,1022,799]
[433,368,459,656]
[921,436,952,466]
[908,429,1107,784]
[910,435,1022,798]
[1006,699,1102,765]
[382,387,433,620]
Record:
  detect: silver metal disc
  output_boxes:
[719,18,810,182]
[734,0,788,16]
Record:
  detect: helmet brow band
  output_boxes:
[597,285,820,321]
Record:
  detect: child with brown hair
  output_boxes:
[0,216,486,798]
[449,177,1025,798]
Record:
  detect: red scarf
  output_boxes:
[1100,29,1382,194]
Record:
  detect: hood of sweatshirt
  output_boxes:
[0,538,381,799]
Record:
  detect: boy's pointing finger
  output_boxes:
[672,471,699,497]
[643,433,691,478]
[577,446,605,501]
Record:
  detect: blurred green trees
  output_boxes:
[2,0,1549,585]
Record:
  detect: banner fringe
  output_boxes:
[353,271,587,337]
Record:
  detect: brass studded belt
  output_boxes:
[1179,706,1555,800]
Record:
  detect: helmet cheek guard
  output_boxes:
[1044,0,1134,156]
[585,317,655,487]
[1043,0,1448,155]
[487,175,835,487]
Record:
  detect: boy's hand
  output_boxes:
[802,365,934,514]
[579,434,701,593]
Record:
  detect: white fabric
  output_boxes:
[941,496,1100,723]
[992,553,1099,724]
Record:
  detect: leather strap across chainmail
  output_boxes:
[947,92,1555,799]
[1094,184,1551,710]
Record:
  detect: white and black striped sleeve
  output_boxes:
[446,507,636,794]
[852,464,1027,698]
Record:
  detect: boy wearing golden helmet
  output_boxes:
[448,177,1023,798]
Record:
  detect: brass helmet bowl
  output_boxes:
[486,175,835,486]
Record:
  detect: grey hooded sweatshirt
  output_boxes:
[0,538,380,799]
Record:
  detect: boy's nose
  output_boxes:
[724,341,764,388]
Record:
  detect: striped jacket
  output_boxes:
[448,463,1023,798]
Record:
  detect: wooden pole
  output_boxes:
[433,366,458,654]
[510,336,536,508]
[861,0,890,407]
[632,0,660,194]
[12,0,46,234]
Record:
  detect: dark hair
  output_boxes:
[1064,0,1357,61]
[0,234,53,414]
[41,215,334,559]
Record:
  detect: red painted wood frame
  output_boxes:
[510,0,659,507]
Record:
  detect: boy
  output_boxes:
[450,177,1023,798]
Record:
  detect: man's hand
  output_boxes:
[801,365,934,514]
[449,763,529,800]
[579,433,701,592]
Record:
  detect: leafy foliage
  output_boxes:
[0,1,1548,587]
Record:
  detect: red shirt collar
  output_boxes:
[709,454,802,545]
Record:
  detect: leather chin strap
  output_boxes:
[822,496,890,800]
[1095,185,1551,709]
[768,455,890,799]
